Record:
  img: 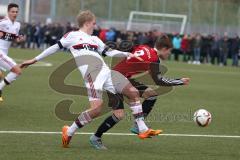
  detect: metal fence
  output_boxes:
[1,0,240,35]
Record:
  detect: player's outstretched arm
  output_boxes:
[181,78,190,85]
[95,36,132,58]
[103,48,131,57]
[20,59,37,68]
[150,62,190,86]
[21,44,60,68]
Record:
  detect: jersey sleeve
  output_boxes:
[0,19,6,30]
[16,22,21,36]
[150,62,184,86]
[35,44,60,61]
[93,36,106,54]
[58,32,73,49]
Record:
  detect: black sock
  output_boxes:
[95,114,120,138]
[4,78,10,85]
[142,96,157,118]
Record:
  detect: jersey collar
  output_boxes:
[6,16,15,24]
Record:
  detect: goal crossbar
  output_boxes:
[127,11,187,34]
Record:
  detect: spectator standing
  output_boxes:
[181,34,190,62]
[211,34,221,65]
[230,35,239,67]
[172,34,182,61]
[219,35,229,66]
[193,33,202,64]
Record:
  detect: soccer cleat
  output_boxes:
[149,129,163,136]
[0,97,3,102]
[62,125,72,148]
[0,90,3,102]
[130,127,139,134]
[89,135,107,150]
[138,129,162,139]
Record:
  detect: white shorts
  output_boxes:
[0,52,17,71]
[84,69,129,101]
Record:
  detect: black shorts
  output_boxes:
[107,79,148,110]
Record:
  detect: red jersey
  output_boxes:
[113,45,159,78]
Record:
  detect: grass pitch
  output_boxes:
[0,48,240,160]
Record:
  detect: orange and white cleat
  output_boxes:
[62,125,72,148]
[138,129,162,139]
[0,96,3,102]
[0,90,3,102]
[149,129,162,136]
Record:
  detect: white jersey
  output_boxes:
[34,30,130,100]
[0,17,20,55]
[59,31,109,77]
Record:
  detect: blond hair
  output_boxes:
[77,10,96,28]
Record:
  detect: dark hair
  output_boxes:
[155,34,173,50]
[8,3,19,11]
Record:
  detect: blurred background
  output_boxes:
[1,0,240,34]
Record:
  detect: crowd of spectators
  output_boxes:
[14,22,240,67]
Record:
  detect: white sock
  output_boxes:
[135,118,148,133]
[5,72,19,84]
[130,102,148,133]
[0,81,6,90]
[0,72,19,90]
[67,111,92,136]
[67,122,78,136]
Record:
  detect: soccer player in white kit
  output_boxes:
[0,3,24,102]
[21,10,161,148]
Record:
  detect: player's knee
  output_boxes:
[127,86,140,100]
[142,89,158,99]
[113,109,124,120]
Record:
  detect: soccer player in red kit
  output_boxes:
[90,34,190,149]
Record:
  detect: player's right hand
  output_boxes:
[20,59,37,68]
[181,78,190,85]
[0,32,4,38]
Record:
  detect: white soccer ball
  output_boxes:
[193,109,212,127]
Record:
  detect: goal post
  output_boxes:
[127,11,188,34]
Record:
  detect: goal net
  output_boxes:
[127,11,187,34]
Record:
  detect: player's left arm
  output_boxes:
[0,20,5,38]
[94,36,131,57]
[14,23,25,42]
[21,32,73,68]
[20,44,60,68]
[149,62,190,86]
[102,47,131,57]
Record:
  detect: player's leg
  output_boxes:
[128,79,158,117]
[110,71,161,139]
[129,79,159,134]
[0,70,4,80]
[62,99,104,148]
[90,93,124,149]
[90,109,124,149]
[0,54,22,101]
[141,88,158,118]
[62,72,106,148]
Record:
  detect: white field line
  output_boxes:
[0,131,239,138]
